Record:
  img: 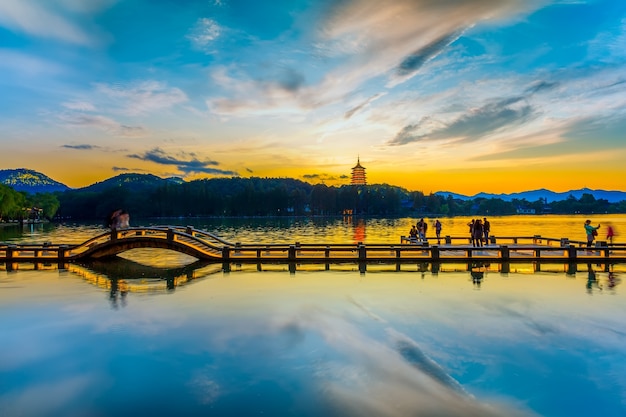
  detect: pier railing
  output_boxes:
[2,226,626,265]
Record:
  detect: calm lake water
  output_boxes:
[1,215,626,417]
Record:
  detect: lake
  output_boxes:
[1,215,625,417]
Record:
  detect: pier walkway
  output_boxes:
[2,226,626,265]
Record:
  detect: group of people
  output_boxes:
[408,218,443,244]
[584,219,616,247]
[467,217,491,247]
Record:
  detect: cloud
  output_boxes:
[345,93,385,119]
[127,147,238,176]
[187,18,222,53]
[61,144,99,150]
[388,95,536,146]
[94,81,188,116]
[206,1,546,119]
[524,81,559,95]
[0,0,103,45]
[395,29,466,79]
[302,173,342,182]
[62,100,96,111]
[0,49,65,76]
[60,113,147,138]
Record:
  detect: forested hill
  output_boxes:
[55,175,626,220]
[56,176,408,220]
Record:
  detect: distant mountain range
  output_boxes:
[2,168,626,203]
[0,169,183,194]
[435,188,626,203]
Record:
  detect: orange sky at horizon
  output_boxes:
[9,148,626,196]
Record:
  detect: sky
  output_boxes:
[1,0,625,195]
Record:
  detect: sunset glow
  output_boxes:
[1,0,625,193]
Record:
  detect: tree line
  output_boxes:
[2,177,626,223]
[0,184,61,223]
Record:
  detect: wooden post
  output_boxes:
[358,244,366,261]
[500,245,510,261]
[445,236,452,244]
[167,228,174,241]
[222,246,230,261]
[58,245,68,262]
[432,246,440,261]
[6,245,16,261]
[567,245,577,261]
[325,246,330,258]
[288,245,296,261]
[186,226,194,235]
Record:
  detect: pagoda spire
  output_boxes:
[351,157,367,185]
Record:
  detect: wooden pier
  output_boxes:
[1,226,625,265]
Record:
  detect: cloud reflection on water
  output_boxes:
[269,306,534,417]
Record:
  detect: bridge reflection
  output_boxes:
[67,258,223,298]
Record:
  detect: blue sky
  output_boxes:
[1,0,625,193]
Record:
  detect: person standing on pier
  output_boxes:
[483,217,491,244]
[416,218,426,241]
[606,223,616,244]
[584,219,600,248]
[434,219,442,244]
[472,219,484,247]
[467,219,475,243]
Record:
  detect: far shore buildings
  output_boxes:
[350,158,367,185]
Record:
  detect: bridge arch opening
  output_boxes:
[117,248,199,268]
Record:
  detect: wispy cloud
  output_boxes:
[389,96,535,146]
[206,0,545,119]
[345,93,385,119]
[0,49,65,76]
[61,144,99,150]
[127,147,238,176]
[59,113,147,138]
[94,81,188,116]
[0,0,105,46]
[187,18,222,53]
[62,101,96,112]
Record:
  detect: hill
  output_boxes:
[0,168,70,194]
[76,173,184,193]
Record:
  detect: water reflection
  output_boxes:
[470,261,488,288]
[66,258,223,306]
[2,259,626,417]
[59,259,626,301]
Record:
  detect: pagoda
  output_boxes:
[350,157,367,185]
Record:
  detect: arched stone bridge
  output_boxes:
[72,226,228,260]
